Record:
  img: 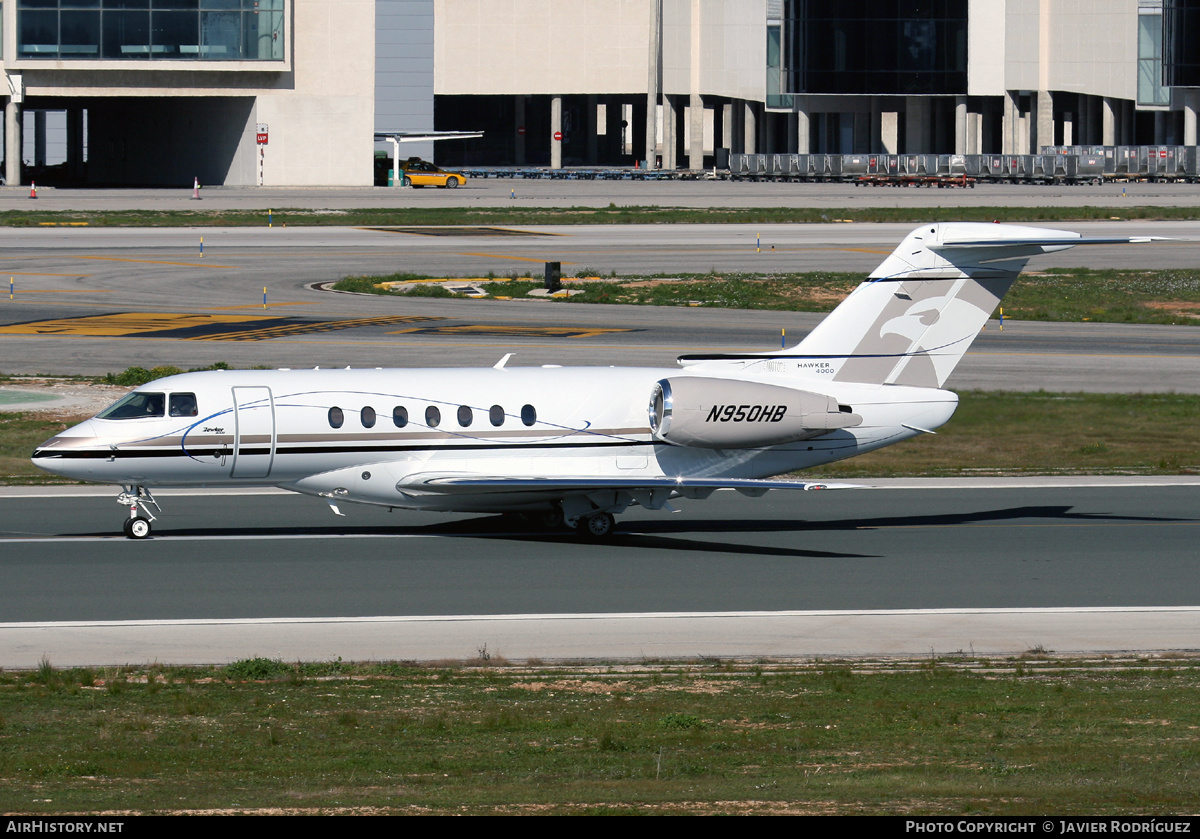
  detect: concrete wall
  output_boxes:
[435,0,654,96]
[1003,0,1137,100]
[2,0,375,186]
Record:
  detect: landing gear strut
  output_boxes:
[116,486,160,539]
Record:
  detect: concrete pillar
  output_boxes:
[795,99,810,154]
[1036,90,1054,151]
[880,110,898,154]
[1102,97,1116,145]
[1062,112,1073,147]
[743,100,757,154]
[1184,91,1198,146]
[720,101,733,155]
[1003,91,1018,154]
[5,99,21,187]
[968,111,982,155]
[550,95,563,169]
[661,95,676,169]
[954,96,968,154]
[645,0,662,168]
[687,93,704,169]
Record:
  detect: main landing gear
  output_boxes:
[576,511,615,540]
[116,485,160,539]
[513,507,618,540]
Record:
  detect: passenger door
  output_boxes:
[231,386,276,478]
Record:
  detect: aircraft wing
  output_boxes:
[399,474,861,497]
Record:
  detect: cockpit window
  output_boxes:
[97,392,165,420]
[169,393,198,417]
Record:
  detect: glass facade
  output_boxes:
[1164,0,1200,87]
[17,0,285,61]
[783,0,967,96]
[1138,9,1169,106]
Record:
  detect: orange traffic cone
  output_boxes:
[192,177,200,200]
[29,181,36,199]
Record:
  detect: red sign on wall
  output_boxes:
[256,123,269,145]
[553,131,563,141]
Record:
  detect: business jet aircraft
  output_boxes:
[32,222,1157,539]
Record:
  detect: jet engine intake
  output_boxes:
[648,377,862,449]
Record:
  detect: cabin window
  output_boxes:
[457,405,473,427]
[489,405,505,426]
[328,406,344,429]
[426,406,441,427]
[169,393,198,417]
[393,406,408,428]
[97,392,165,420]
[521,404,537,426]
[361,406,376,428]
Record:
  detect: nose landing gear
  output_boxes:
[116,486,160,539]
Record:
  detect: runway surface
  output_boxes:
[2,479,1198,666]
[2,190,1198,666]
[1,222,1198,389]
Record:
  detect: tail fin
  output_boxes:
[788,222,1158,388]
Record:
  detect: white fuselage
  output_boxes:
[32,365,957,513]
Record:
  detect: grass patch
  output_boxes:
[806,391,1200,478]
[3,655,1200,814]
[8,204,1200,229]
[0,412,91,485]
[337,267,1200,326]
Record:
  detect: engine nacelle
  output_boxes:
[648,377,862,449]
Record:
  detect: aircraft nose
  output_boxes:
[31,420,100,475]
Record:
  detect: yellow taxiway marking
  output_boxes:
[211,302,319,310]
[388,324,630,339]
[458,252,577,264]
[0,312,269,337]
[69,256,234,268]
[6,289,113,293]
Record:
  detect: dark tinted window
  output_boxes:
[521,404,537,426]
[393,406,408,428]
[328,406,344,428]
[489,405,505,426]
[169,393,198,417]
[97,392,165,420]
[457,405,473,427]
[361,406,376,428]
[426,406,441,428]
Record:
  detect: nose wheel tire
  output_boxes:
[577,511,615,540]
[124,516,152,539]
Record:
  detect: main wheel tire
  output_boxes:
[401,176,412,187]
[446,177,460,188]
[127,516,152,540]
[577,511,615,540]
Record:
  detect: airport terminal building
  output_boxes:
[2,0,1200,185]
